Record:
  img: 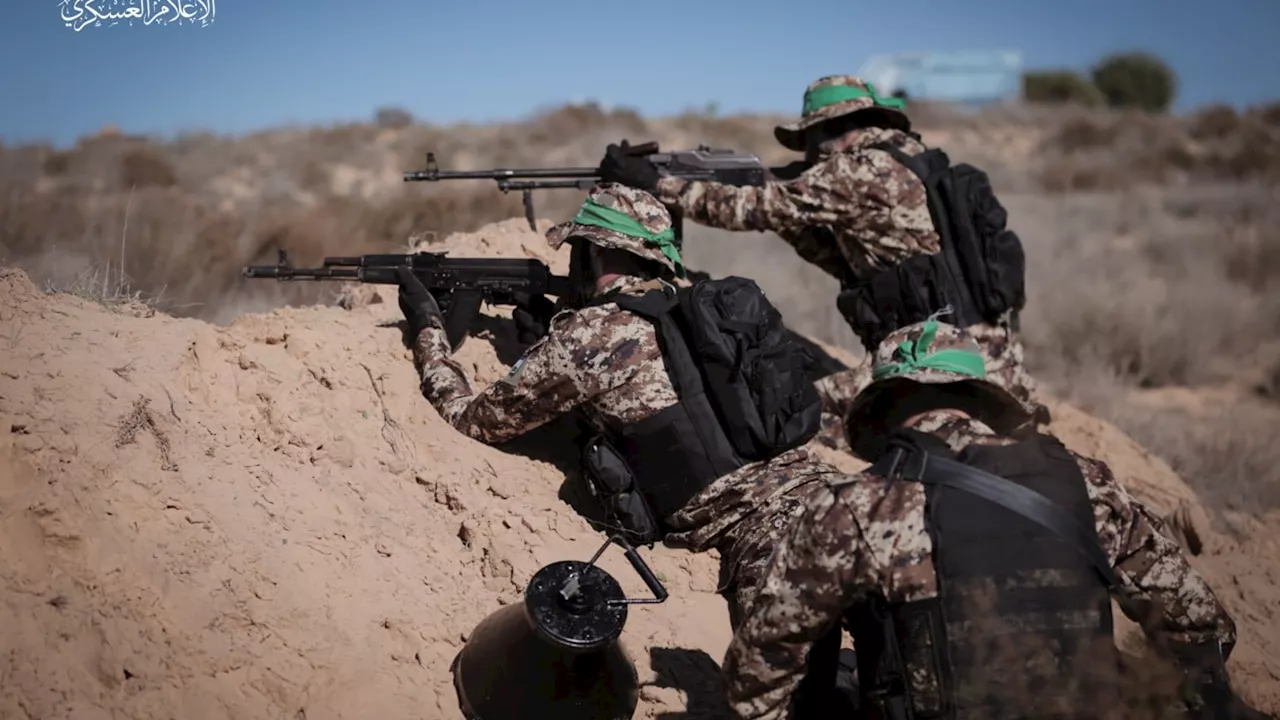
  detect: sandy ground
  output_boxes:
[1,219,1277,719]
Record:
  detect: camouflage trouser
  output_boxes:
[812,319,1044,453]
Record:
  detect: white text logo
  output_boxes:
[60,0,216,32]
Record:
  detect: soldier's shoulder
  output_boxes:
[826,468,924,520]
[547,303,655,349]
[1070,450,1120,489]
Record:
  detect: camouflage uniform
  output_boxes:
[648,76,1038,441]
[722,321,1237,720]
[408,184,851,625]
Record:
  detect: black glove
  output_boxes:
[511,292,557,346]
[598,140,660,192]
[396,266,444,339]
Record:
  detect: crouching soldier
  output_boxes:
[722,319,1266,720]
[397,183,856,628]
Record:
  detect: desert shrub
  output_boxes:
[1250,102,1280,127]
[1257,361,1280,403]
[1220,220,1280,292]
[309,124,377,150]
[354,189,525,247]
[374,106,414,129]
[1023,187,1273,389]
[1054,116,1120,152]
[1022,71,1105,107]
[1204,124,1280,182]
[1038,161,1116,193]
[1130,136,1199,180]
[120,147,177,188]
[1091,52,1177,113]
[298,160,330,194]
[43,150,73,176]
[1105,401,1280,519]
[1187,104,1241,141]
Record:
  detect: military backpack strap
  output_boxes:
[602,288,705,401]
[869,444,1127,594]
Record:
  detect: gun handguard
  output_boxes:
[242,250,571,351]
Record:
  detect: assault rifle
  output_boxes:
[403,142,803,246]
[242,249,571,351]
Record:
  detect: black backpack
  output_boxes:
[614,276,822,461]
[837,143,1027,350]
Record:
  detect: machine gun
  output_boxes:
[403,142,800,247]
[243,249,571,351]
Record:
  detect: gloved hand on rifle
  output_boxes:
[396,267,444,341]
[598,140,660,193]
[511,292,558,346]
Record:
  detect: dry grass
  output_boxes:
[1013,183,1280,518]
[3,99,1280,517]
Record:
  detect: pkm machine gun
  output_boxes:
[403,142,784,249]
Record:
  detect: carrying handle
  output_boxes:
[572,534,669,607]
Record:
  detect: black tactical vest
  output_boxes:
[581,280,821,531]
[847,431,1122,720]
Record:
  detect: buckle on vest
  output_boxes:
[884,443,930,482]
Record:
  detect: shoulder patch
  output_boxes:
[501,356,528,386]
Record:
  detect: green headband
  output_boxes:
[571,198,686,277]
[871,319,987,381]
[803,81,906,116]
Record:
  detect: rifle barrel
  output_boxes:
[242,266,363,280]
[498,179,599,191]
[404,167,599,182]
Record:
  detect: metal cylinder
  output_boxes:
[452,560,639,720]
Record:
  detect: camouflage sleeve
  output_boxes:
[721,486,869,720]
[652,154,866,236]
[409,308,641,444]
[1081,456,1237,656]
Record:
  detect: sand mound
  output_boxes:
[2,219,1277,719]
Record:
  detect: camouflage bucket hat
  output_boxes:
[545,183,686,278]
[774,75,909,151]
[844,318,1035,442]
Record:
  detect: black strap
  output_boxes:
[608,288,705,401]
[871,447,1125,592]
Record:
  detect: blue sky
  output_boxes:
[3,0,1277,147]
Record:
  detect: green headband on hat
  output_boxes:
[871,319,987,381]
[803,82,907,117]
[571,199,686,277]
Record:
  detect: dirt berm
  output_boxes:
[2,218,1278,719]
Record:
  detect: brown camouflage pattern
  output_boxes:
[544,182,683,276]
[722,411,1238,720]
[654,126,938,284]
[410,274,854,626]
[773,75,911,151]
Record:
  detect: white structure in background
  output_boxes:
[858,50,1023,106]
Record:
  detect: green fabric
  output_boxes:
[803,82,907,116]
[571,199,686,277]
[872,319,987,381]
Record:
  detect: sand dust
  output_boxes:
[1,219,1276,719]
